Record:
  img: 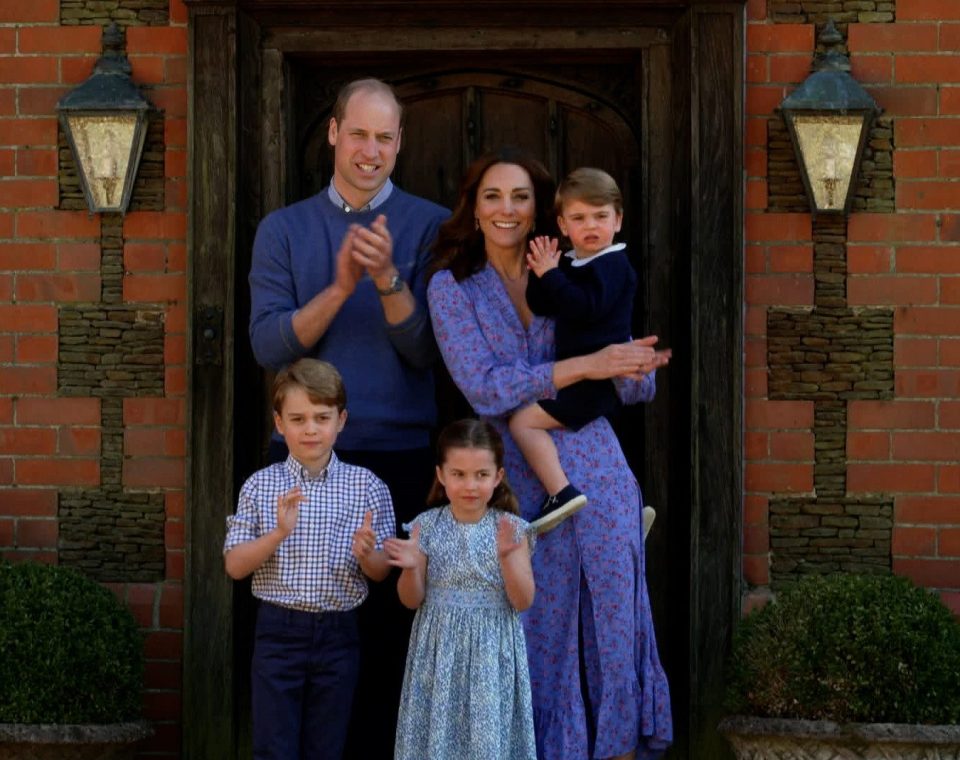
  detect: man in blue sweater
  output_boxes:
[248,77,448,759]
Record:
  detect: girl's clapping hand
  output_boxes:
[384,524,423,569]
[496,515,525,559]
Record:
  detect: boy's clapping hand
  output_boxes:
[276,487,302,537]
[352,510,377,560]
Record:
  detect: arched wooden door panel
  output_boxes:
[299,70,640,228]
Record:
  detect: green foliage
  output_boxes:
[725,573,960,724]
[0,561,144,724]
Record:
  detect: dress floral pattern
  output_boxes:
[428,265,673,760]
[394,507,536,760]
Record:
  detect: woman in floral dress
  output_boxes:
[426,148,673,760]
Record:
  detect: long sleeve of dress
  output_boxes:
[615,370,657,404]
[427,269,555,417]
[429,268,658,413]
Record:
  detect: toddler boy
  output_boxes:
[511,167,637,533]
[223,358,394,759]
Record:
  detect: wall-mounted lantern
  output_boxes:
[56,23,153,215]
[779,21,881,216]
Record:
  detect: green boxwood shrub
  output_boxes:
[725,573,960,724]
[0,561,144,724]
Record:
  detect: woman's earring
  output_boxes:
[474,218,479,230]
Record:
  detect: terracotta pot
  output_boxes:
[719,715,960,760]
[0,722,151,760]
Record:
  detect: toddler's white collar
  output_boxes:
[565,241,626,267]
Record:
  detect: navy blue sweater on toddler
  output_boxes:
[525,242,637,429]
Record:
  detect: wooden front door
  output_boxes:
[297,70,641,214]
[186,5,744,759]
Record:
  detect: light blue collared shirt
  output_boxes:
[327,178,394,213]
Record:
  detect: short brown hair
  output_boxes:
[272,359,346,414]
[556,167,623,215]
[331,78,404,127]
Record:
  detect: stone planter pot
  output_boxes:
[0,721,151,760]
[719,715,960,760]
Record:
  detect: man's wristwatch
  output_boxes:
[376,273,404,296]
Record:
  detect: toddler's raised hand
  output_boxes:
[496,515,525,559]
[276,487,302,536]
[526,235,560,277]
[352,510,377,561]
[384,524,422,569]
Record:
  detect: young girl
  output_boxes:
[384,419,536,760]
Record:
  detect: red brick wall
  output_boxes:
[745,0,960,615]
[0,1,187,756]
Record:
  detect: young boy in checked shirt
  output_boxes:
[223,358,395,760]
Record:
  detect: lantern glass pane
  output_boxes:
[792,114,864,212]
[66,113,138,211]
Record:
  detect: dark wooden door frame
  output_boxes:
[183,2,743,757]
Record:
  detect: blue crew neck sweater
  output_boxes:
[249,187,449,450]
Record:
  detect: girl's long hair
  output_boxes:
[426,419,519,515]
[429,147,558,283]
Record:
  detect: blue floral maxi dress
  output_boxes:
[428,266,673,760]
[394,507,537,760]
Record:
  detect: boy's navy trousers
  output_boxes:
[251,601,360,760]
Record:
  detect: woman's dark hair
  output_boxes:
[429,147,558,282]
[426,418,519,515]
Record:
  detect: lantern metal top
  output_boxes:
[780,21,880,116]
[57,23,152,115]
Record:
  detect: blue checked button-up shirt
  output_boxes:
[223,452,395,612]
